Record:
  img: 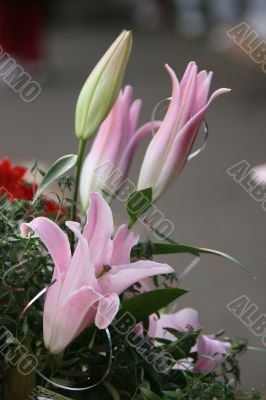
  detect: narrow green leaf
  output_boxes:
[32,154,77,204]
[118,288,188,323]
[126,188,152,227]
[131,242,247,272]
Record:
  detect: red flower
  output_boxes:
[0,157,35,200]
[0,158,66,219]
[42,199,66,219]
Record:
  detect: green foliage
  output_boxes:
[131,242,246,271]
[118,288,188,323]
[32,154,77,204]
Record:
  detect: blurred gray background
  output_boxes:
[0,0,266,390]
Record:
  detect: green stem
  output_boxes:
[70,139,86,250]
[42,352,54,372]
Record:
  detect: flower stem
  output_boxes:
[70,139,86,250]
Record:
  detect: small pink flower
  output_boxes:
[21,192,173,354]
[148,308,230,374]
[196,334,230,374]
[138,62,231,202]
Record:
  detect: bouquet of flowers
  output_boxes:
[0,31,261,400]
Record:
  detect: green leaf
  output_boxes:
[131,242,247,272]
[163,328,201,360]
[32,154,77,204]
[126,188,152,227]
[118,288,188,323]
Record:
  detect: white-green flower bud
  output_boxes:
[75,30,132,140]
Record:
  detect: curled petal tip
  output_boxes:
[164,63,173,72]
[164,64,179,83]
[219,87,231,93]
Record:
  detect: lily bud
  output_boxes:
[148,308,230,374]
[79,85,159,212]
[75,30,132,140]
[137,62,231,202]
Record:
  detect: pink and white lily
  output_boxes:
[80,86,160,211]
[20,192,173,354]
[137,62,231,202]
[148,308,230,374]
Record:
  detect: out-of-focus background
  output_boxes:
[0,0,266,390]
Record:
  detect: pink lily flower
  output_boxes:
[137,62,231,202]
[148,308,230,374]
[196,334,230,374]
[80,86,160,211]
[20,192,173,354]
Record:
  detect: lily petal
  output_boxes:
[43,274,64,347]
[112,224,139,265]
[149,308,200,341]
[179,61,198,127]
[45,285,100,354]
[191,70,213,116]
[83,192,113,273]
[129,98,142,135]
[61,221,96,296]
[119,120,161,180]
[196,334,230,374]
[98,260,174,294]
[95,293,120,329]
[137,65,180,191]
[20,217,71,276]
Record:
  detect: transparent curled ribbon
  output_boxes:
[188,119,209,161]
[3,260,27,292]
[151,97,209,161]
[20,280,113,392]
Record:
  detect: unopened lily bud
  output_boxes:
[75,30,132,140]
